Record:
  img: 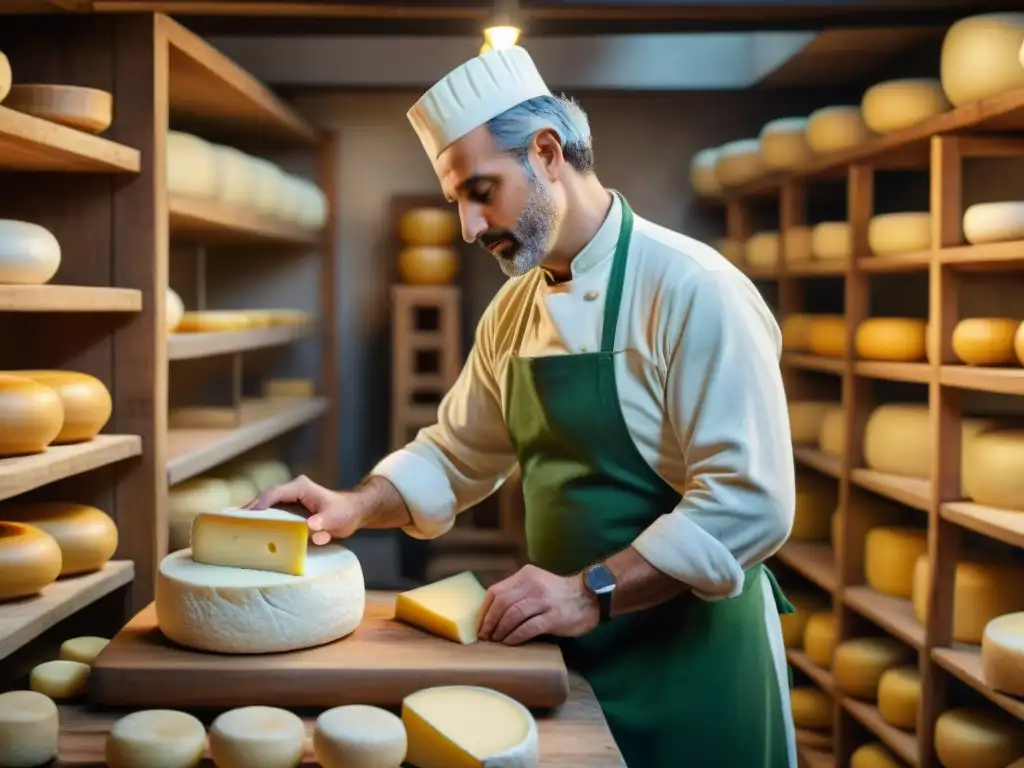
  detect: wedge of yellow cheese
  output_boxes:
[190,508,309,576]
[395,571,486,644]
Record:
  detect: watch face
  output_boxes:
[586,564,616,594]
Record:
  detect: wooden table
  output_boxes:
[53,671,626,767]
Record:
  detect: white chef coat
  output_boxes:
[371,192,796,601]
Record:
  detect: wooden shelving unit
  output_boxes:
[712,82,1024,768]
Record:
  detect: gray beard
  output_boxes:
[492,179,558,278]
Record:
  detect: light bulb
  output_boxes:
[480,41,492,55]
[483,24,520,51]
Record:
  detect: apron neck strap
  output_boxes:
[600,191,635,353]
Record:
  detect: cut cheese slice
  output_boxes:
[402,686,539,768]
[209,706,305,768]
[855,318,927,362]
[877,665,921,730]
[981,612,1024,696]
[60,636,109,665]
[952,317,1021,365]
[190,507,310,576]
[105,709,207,768]
[833,636,913,700]
[934,706,1024,768]
[314,704,408,768]
[865,526,928,598]
[789,687,832,729]
[168,477,234,552]
[861,78,949,134]
[395,570,487,644]
[963,201,1024,245]
[0,690,59,768]
[1,502,118,576]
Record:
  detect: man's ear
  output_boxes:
[532,128,565,180]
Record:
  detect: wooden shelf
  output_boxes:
[850,469,930,512]
[168,324,312,360]
[940,366,1024,396]
[775,541,837,592]
[784,353,844,375]
[844,586,925,649]
[858,252,931,273]
[853,361,931,384]
[932,646,1024,721]
[939,239,1024,270]
[787,261,847,278]
[0,561,134,661]
[941,501,1024,549]
[0,435,142,502]
[800,748,835,768]
[0,285,142,312]
[0,105,140,173]
[793,445,842,479]
[169,195,319,247]
[842,698,919,767]
[788,648,835,693]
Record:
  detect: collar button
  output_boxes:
[583,290,599,301]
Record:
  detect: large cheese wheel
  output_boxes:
[803,611,836,668]
[0,51,10,103]
[806,106,873,153]
[314,704,408,768]
[0,503,117,576]
[789,401,837,444]
[962,430,1024,510]
[851,743,902,768]
[212,144,256,209]
[0,690,59,768]
[397,246,460,285]
[0,374,64,456]
[166,287,184,333]
[0,219,61,285]
[168,477,240,552]
[789,687,832,729]
[963,201,1024,244]
[868,212,931,255]
[855,318,927,362]
[176,310,251,333]
[818,407,846,458]
[833,636,913,700]
[247,156,283,216]
[934,706,1024,768]
[166,131,218,200]
[791,471,838,541]
[912,555,1024,644]
[0,522,62,602]
[155,544,365,654]
[10,370,111,444]
[715,237,742,265]
[689,147,721,197]
[399,207,458,247]
[981,612,1024,696]
[759,117,812,169]
[780,592,830,649]
[714,138,763,187]
[781,313,814,351]
[807,315,847,358]
[1017,320,1024,366]
[877,665,921,730]
[209,706,305,768]
[811,222,851,261]
[952,318,1021,366]
[783,226,813,264]
[105,709,207,768]
[745,231,779,267]
[865,526,928,598]
[861,78,950,134]
[940,13,1024,107]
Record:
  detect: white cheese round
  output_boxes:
[714,138,763,188]
[689,147,721,197]
[861,78,950,134]
[806,106,873,153]
[0,690,59,768]
[314,704,407,768]
[941,13,1024,107]
[963,201,1024,244]
[981,612,1024,697]
[212,145,257,209]
[868,212,931,256]
[248,155,284,215]
[30,659,90,700]
[0,219,61,285]
[166,131,218,200]
[105,709,207,768]
[209,706,305,768]
[155,543,365,654]
[294,178,328,230]
[759,116,812,169]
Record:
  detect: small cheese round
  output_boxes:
[818,407,846,458]
[833,636,913,700]
[60,636,110,665]
[877,665,921,730]
[155,544,365,654]
[952,318,1021,366]
[759,117,812,169]
[167,287,185,333]
[807,315,847,358]
[209,706,305,768]
[981,612,1024,696]
[780,593,830,649]
[792,471,837,541]
[861,78,950,134]
[314,705,407,768]
[105,709,207,768]
[10,370,111,444]
[940,13,1024,107]
[781,313,814,351]
[1,502,117,576]
[714,138,763,188]
[811,221,851,261]
[0,374,64,456]
[789,687,832,729]
[0,690,59,768]
[962,429,1024,511]
[689,147,721,197]
[0,522,62,602]
[865,526,928,598]
[803,611,837,668]
[789,401,837,444]
[806,106,873,153]
[30,659,90,700]
[745,231,779,267]
[934,706,1024,768]
[0,219,61,285]
[168,477,234,552]
[963,201,1024,244]
[851,743,902,768]
[166,131,218,200]
[855,318,927,362]
[783,226,813,264]
[176,310,251,333]
[397,245,460,286]
[868,212,932,255]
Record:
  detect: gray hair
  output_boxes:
[485,94,595,175]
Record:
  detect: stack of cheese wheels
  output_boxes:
[713,138,762,188]
[791,469,837,541]
[789,400,839,444]
[803,610,836,668]
[397,206,460,285]
[951,317,1022,366]
[0,521,62,601]
[851,743,903,768]
[789,687,832,730]
[833,636,913,701]
[940,13,1024,107]
[779,592,830,649]
[854,317,927,362]
[805,106,873,154]
[1,502,117,576]
[808,315,847,358]
[864,526,927,598]
[167,477,234,552]
[962,429,1024,510]
[0,219,61,285]
[811,222,851,262]
[745,231,779,269]
[877,665,921,731]
[166,131,218,200]
[9,369,112,444]
[0,373,64,456]
[868,212,931,256]
[0,690,60,767]
[912,554,1024,644]
[963,201,1024,245]
[981,612,1024,696]
[860,78,950,134]
[818,406,846,458]
[782,226,813,265]
[934,706,1024,768]
[689,147,721,197]
[759,117,812,169]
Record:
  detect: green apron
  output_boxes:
[502,193,797,767]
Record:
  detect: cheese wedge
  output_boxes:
[190,507,309,576]
[395,571,486,644]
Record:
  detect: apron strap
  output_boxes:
[600,191,635,354]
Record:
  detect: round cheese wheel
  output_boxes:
[781,313,814,351]
[833,636,913,700]
[714,138,763,188]
[209,706,305,768]
[952,317,1021,366]
[806,106,873,153]
[399,207,458,247]
[155,544,365,654]
[166,287,184,333]
[0,521,62,602]
[176,310,251,333]
[981,612,1024,696]
[105,709,207,768]
[745,231,779,267]
[941,13,1024,108]
[212,144,256,209]
[4,84,114,135]
[1017,320,1024,365]
[0,374,64,456]
[166,131,218,200]
[789,401,837,444]
[962,429,1024,511]
[274,174,304,224]
[0,51,10,103]
[783,226,813,264]
[861,78,950,134]
[963,201,1024,244]
[314,704,407,768]
[759,117,812,169]
[233,458,292,491]
[0,502,117,575]
[803,611,836,668]
[789,687,832,729]
[0,690,59,768]
[216,474,260,507]
[868,212,932,255]
[855,318,927,362]
[30,659,90,700]
[818,407,846,458]
[294,178,328,230]
[11,370,111,444]
[934,706,1024,768]
[0,219,61,285]
[780,593,830,649]
[397,245,460,285]
[807,315,847,358]
[912,555,1024,644]
[689,147,721,197]
[714,237,742,265]
[865,526,928,598]
[877,665,921,730]
[851,743,902,768]
[792,471,837,541]
[811,221,851,261]
[60,635,110,665]
[248,156,284,215]
[168,477,236,552]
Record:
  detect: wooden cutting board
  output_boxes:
[88,591,569,709]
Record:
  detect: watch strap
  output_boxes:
[596,589,613,624]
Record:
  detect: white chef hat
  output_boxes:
[408,46,551,159]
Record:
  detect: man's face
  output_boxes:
[435,126,560,278]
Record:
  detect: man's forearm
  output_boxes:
[600,546,691,617]
[350,475,413,530]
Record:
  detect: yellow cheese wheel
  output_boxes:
[851,743,902,768]
[912,555,1024,644]
[759,117,812,169]
[803,611,837,668]
[807,316,847,357]
[868,212,931,256]
[855,318,927,362]
[397,245,459,285]
[0,219,62,285]
[714,237,742,265]
[934,706,1024,768]
[792,471,838,541]
[865,526,928,598]
[745,231,779,267]
[952,318,1021,366]
[10,370,111,444]
[940,13,1024,107]
[877,665,921,730]
[963,201,1024,245]
[781,313,814,351]
[980,612,1024,696]
[783,226,813,263]
[166,287,184,333]
[818,407,846,458]
[833,636,914,700]
[806,106,873,153]
[963,429,1024,511]
[811,221,851,261]
[399,207,458,246]
[0,374,64,456]
[861,78,950,134]
[690,147,722,197]
[790,687,832,729]
[0,521,62,602]
[0,502,117,576]
[1017,320,1024,366]
[714,138,763,187]
[780,592,830,649]
[789,401,837,444]
[176,311,251,333]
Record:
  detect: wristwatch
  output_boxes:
[583,562,617,624]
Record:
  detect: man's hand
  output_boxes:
[243,475,364,545]
[477,564,599,646]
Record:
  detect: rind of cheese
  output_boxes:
[0,502,117,575]
[963,429,1024,511]
[789,687,832,729]
[833,636,913,700]
[934,706,1024,768]
[818,407,846,458]
[981,612,1024,696]
[190,507,310,576]
[803,611,837,669]
[745,231,779,267]
[209,706,305,768]
[30,659,90,700]
[877,665,921,730]
[0,690,59,768]
[791,470,837,541]
[395,570,487,645]
[783,226,813,263]
[868,212,932,255]
[402,685,540,768]
[60,636,110,665]
[0,219,61,285]
[155,544,365,654]
[861,78,950,134]
[807,315,847,358]
[0,521,62,602]
[166,131,218,200]
[0,373,64,456]
[855,318,927,362]
[851,743,902,768]
[167,287,185,333]
[952,317,1021,366]
[105,709,207,768]
[168,477,234,552]
[789,400,838,444]
[963,201,1024,245]
[397,245,460,286]
[759,117,812,169]
[314,704,408,768]
[941,13,1024,107]
[714,138,763,188]
[10,369,111,444]
[806,106,873,153]
[864,526,928,598]
[176,310,251,333]
[400,207,459,247]
[811,221,851,261]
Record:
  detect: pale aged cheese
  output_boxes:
[167,477,235,552]
[294,178,328,230]
[934,706,1024,768]
[0,522,62,602]
[861,78,950,134]
[0,220,61,285]
[981,612,1024,696]
[851,743,902,768]
[248,156,284,215]
[209,706,305,768]
[212,144,256,209]
[833,637,913,700]
[745,231,779,267]
[807,315,847,358]
[941,13,1024,107]
[0,690,59,768]
[806,106,873,153]
[207,473,260,508]
[811,221,851,261]
[10,370,111,444]
[105,709,207,768]
[865,526,928,598]
[759,117,812,169]
[788,401,838,444]
[952,318,1021,366]
[314,704,408,768]
[190,507,310,576]
[961,429,1024,511]
[877,665,921,730]
[166,131,218,200]
[395,571,487,644]
[0,373,63,456]
[818,407,846,458]
[714,138,763,188]
[868,212,932,255]
[402,686,539,768]
[791,470,837,541]
[0,502,117,576]
[963,201,1024,244]
[60,636,110,665]
[783,226,813,263]
[155,543,365,654]
[166,287,184,333]
[854,318,927,362]
[789,687,832,729]
[400,207,460,246]
[30,659,90,700]
[803,611,837,669]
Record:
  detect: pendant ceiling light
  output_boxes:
[480,0,521,55]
